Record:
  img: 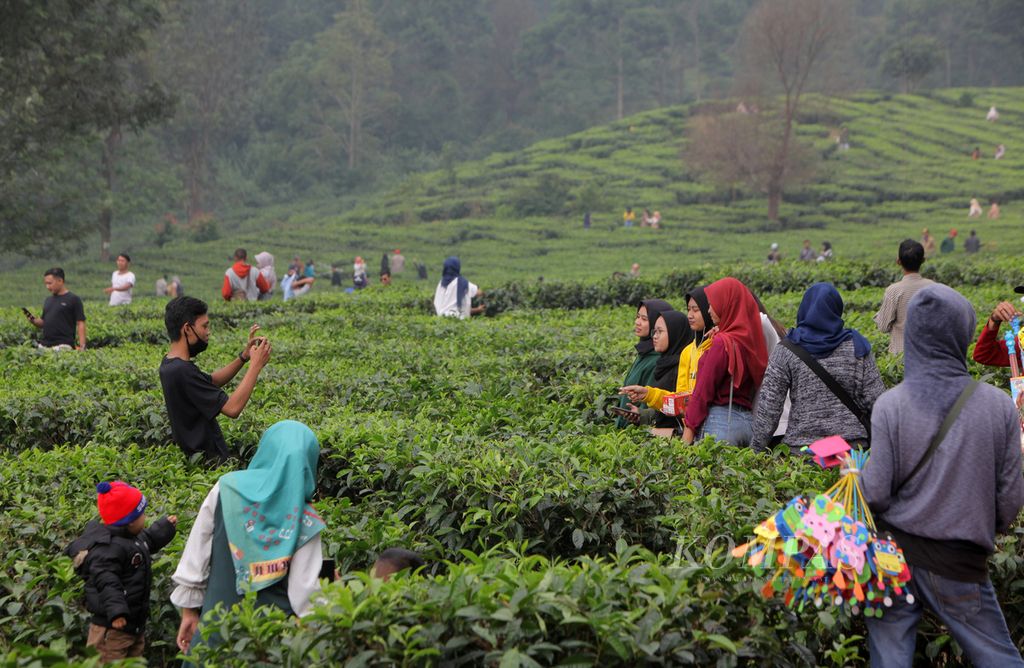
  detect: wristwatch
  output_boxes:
[238,350,248,363]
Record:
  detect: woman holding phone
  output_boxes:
[614,299,673,427]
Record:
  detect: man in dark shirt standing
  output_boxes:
[25,267,87,350]
[159,297,271,463]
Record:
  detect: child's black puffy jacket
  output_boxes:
[64,518,176,634]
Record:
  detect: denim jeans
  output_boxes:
[698,404,752,446]
[865,565,1024,667]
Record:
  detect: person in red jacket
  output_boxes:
[222,248,270,301]
[971,295,1024,368]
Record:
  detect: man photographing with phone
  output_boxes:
[25,267,87,351]
[159,296,271,464]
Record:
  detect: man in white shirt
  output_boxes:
[106,254,136,306]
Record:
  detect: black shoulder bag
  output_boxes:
[897,380,979,489]
[780,339,872,438]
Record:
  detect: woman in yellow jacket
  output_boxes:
[621,287,715,413]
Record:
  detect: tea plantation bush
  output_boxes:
[1,266,1022,665]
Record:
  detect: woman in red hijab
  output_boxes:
[682,277,769,446]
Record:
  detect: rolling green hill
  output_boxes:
[3,87,1023,308]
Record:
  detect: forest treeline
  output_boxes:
[2,0,1023,258]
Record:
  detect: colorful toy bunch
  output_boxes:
[731,437,914,617]
[1001,317,1024,453]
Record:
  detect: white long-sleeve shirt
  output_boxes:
[169,482,323,617]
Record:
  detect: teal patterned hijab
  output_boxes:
[219,420,325,594]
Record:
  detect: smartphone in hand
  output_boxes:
[608,406,637,418]
[21,307,33,319]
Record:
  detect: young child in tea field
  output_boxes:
[64,481,177,663]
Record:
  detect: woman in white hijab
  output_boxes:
[255,252,277,300]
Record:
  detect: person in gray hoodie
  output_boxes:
[862,284,1024,667]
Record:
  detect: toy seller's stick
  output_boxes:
[1006,331,1021,378]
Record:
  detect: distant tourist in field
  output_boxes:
[751,282,883,454]
[623,207,635,227]
[390,249,405,274]
[799,239,815,261]
[641,208,653,227]
[353,256,368,290]
[65,480,177,663]
[989,201,1001,220]
[168,276,183,298]
[971,146,981,160]
[280,257,314,300]
[766,243,781,264]
[737,101,750,114]
[940,228,957,254]
[874,239,934,355]
[995,144,1006,160]
[651,210,662,229]
[680,278,768,446]
[159,296,271,463]
[838,126,850,150]
[987,105,1000,121]
[416,261,428,280]
[630,263,641,278]
[255,252,277,301]
[583,212,591,229]
[222,248,270,302]
[156,275,168,297]
[105,253,136,306]
[965,229,981,254]
[614,299,673,428]
[921,228,937,258]
[816,241,833,262]
[172,420,326,656]
[330,264,343,287]
[862,284,1024,666]
[969,198,983,218]
[380,252,390,279]
[372,548,426,581]
[434,256,482,319]
[621,290,714,424]
[25,267,86,351]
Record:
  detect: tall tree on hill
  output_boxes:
[312,2,396,170]
[735,0,847,222]
[375,0,494,150]
[881,36,942,93]
[0,0,171,258]
[154,0,266,222]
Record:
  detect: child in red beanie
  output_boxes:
[64,481,177,663]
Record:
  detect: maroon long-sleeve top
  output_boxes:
[972,323,1011,368]
[684,338,757,431]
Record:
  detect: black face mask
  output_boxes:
[186,324,208,357]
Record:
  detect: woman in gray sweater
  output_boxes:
[751,282,884,454]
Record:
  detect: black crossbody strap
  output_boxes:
[899,380,979,488]
[780,339,871,436]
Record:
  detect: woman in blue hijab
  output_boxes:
[434,257,482,319]
[751,282,885,454]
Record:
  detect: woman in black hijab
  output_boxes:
[647,310,694,436]
[615,299,673,427]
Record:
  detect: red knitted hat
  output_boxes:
[96,481,147,526]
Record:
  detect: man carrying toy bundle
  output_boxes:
[861,284,1024,666]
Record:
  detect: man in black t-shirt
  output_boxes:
[159,297,271,463]
[25,267,87,350]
